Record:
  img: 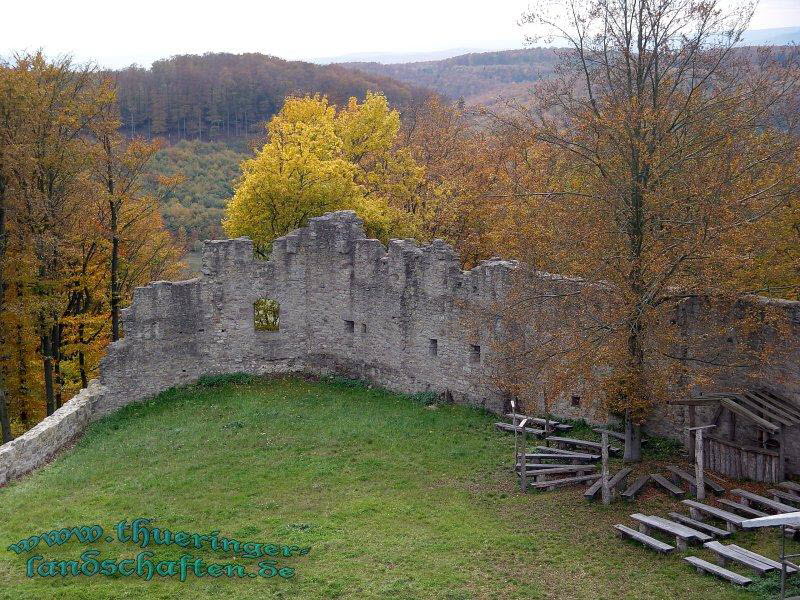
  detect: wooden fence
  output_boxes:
[704,435,781,483]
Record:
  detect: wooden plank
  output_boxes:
[526,473,600,490]
[730,393,791,427]
[614,524,674,553]
[651,473,686,498]
[532,446,600,459]
[719,398,780,434]
[727,544,798,574]
[621,475,650,501]
[754,390,800,421]
[666,465,725,495]
[703,541,775,575]
[519,465,597,477]
[731,489,798,513]
[717,499,769,518]
[545,436,621,453]
[779,481,800,493]
[584,467,632,500]
[505,414,572,431]
[769,489,800,506]
[668,512,732,538]
[683,556,752,586]
[637,514,713,542]
[495,422,545,436]
[682,500,745,531]
[741,392,798,426]
[519,453,595,462]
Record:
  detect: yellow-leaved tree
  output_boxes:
[223,93,422,255]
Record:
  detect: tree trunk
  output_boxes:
[42,333,55,416]
[78,322,88,389]
[52,322,63,408]
[623,411,642,462]
[0,390,12,443]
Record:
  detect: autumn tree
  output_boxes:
[224,93,420,254]
[492,0,800,461]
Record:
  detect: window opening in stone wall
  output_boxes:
[470,344,481,364]
[345,320,355,333]
[571,395,581,407]
[429,339,438,356]
[254,298,280,331]
[361,323,367,334]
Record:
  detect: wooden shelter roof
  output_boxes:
[671,390,800,434]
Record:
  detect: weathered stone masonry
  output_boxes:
[1,210,799,484]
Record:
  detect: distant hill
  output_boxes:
[112,53,432,141]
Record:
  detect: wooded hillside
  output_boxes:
[113,53,430,140]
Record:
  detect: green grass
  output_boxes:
[0,376,792,599]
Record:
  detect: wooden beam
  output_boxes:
[719,398,780,434]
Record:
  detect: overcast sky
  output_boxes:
[3,0,800,68]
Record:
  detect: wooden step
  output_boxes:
[584,467,633,500]
[666,465,725,496]
[495,422,545,436]
[527,473,600,490]
[651,473,686,498]
[731,489,798,514]
[621,475,651,501]
[717,499,769,518]
[614,524,674,553]
[667,512,732,538]
[703,541,776,575]
[684,556,751,586]
[631,513,711,550]
[546,436,621,454]
[681,500,745,532]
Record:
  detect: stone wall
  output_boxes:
[2,210,799,484]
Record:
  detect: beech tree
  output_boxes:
[493,0,800,461]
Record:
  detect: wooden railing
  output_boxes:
[704,435,781,483]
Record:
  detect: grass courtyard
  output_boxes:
[0,375,793,599]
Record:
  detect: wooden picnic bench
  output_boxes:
[631,513,711,550]
[684,556,752,586]
[614,524,674,553]
[681,499,746,532]
[731,489,798,514]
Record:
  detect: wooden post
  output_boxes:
[779,425,786,482]
[511,399,518,469]
[688,425,716,500]
[601,430,611,505]
[519,418,529,493]
[687,405,696,462]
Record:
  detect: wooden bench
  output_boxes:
[631,513,711,550]
[533,447,600,460]
[614,524,674,553]
[651,474,686,498]
[684,556,752,586]
[505,414,572,431]
[495,422,546,436]
[717,498,769,518]
[621,475,651,501]
[518,453,595,464]
[666,465,725,496]
[769,489,800,506]
[584,467,633,500]
[667,512,732,538]
[731,489,798,514]
[726,544,798,574]
[527,473,600,490]
[681,500,746,532]
[518,464,597,478]
[778,481,800,494]
[545,436,621,454]
[703,541,779,576]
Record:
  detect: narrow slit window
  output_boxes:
[344,320,355,333]
[469,344,481,364]
[254,298,280,331]
[361,323,367,334]
[429,339,438,356]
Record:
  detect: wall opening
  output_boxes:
[469,344,481,364]
[571,395,581,407]
[344,320,355,333]
[429,339,438,356]
[361,323,367,334]
[254,298,280,331]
